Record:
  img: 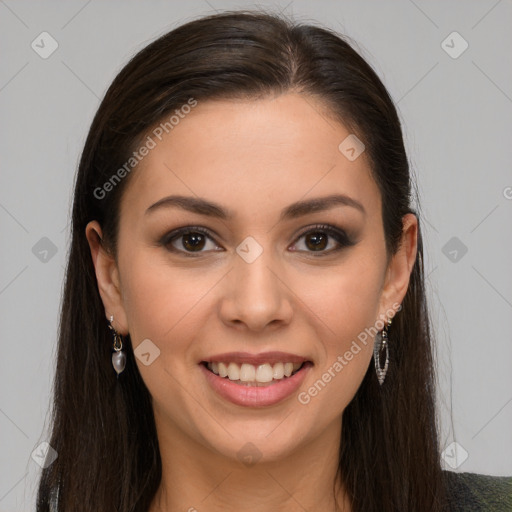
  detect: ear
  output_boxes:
[378,213,418,320]
[85,220,129,335]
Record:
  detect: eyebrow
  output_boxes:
[145,193,366,220]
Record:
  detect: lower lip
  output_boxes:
[200,362,312,407]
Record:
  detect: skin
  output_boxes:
[86,92,417,511]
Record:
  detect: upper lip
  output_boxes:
[201,351,310,366]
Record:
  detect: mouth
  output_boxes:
[198,350,313,406]
[200,360,312,387]
[199,356,313,407]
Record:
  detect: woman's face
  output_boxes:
[87,92,416,465]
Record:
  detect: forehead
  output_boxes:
[120,93,380,223]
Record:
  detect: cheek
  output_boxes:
[300,279,377,415]
[119,251,211,346]
[118,253,236,393]
[303,255,384,338]
[119,260,215,400]
[298,256,383,396]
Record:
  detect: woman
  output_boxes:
[36,10,511,512]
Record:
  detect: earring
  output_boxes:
[374,317,391,385]
[108,315,126,377]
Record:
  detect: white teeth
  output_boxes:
[255,364,274,383]
[227,362,240,381]
[284,362,294,377]
[218,362,228,377]
[206,361,303,383]
[239,363,256,382]
[273,362,284,379]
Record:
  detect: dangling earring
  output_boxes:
[374,316,391,385]
[108,315,126,378]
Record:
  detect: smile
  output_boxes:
[205,361,304,385]
[200,360,313,407]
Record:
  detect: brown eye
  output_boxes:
[292,225,354,255]
[162,226,221,255]
[306,232,329,251]
[181,232,207,252]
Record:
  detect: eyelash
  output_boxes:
[160,224,355,257]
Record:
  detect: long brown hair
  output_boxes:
[36,9,446,511]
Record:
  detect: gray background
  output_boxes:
[1,0,511,510]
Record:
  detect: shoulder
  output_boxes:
[442,469,512,511]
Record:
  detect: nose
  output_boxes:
[218,247,293,332]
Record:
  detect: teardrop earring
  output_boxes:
[108,315,126,378]
[374,316,391,385]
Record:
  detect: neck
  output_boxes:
[148,412,351,512]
